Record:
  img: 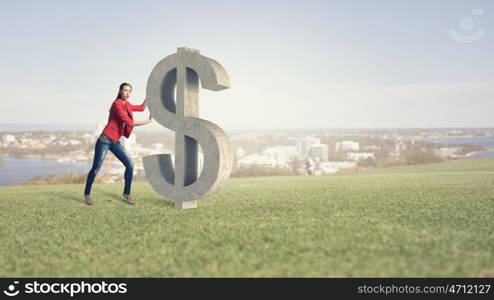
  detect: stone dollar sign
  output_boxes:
[143,47,233,209]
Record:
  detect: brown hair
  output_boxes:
[116,82,132,100]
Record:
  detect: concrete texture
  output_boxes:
[143,47,233,209]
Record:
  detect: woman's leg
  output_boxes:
[84,140,110,195]
[110,141,134,195]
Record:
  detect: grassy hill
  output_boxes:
[1,158,493,277]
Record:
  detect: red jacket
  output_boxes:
[102,99,145,142]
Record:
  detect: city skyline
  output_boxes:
[1,122,494,133]
[1,0,493,130]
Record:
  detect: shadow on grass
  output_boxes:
[143,194,174,207]
[93,187,174,207]
[95,188,128,205]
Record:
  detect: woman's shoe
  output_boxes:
[84,194,94,205]
[122,193,135,205]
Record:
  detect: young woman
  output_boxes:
[83,82,153,205]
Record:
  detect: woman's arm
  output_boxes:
[114,102,152,126]
[130,99,146,112]
[132,114,153,126]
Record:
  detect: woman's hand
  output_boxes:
[142,99,148,110]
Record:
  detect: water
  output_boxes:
[422,136,494,160]
[0,156,91,186]
[460,151,494,159]
[424,136,494,149]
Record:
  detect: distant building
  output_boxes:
[434,147,460,158]
[395,140,407,152]
[262,145,298,168]
[2,134,17,144]
[82,133,94,144]
[306,159,357,176]
[67,139,82,145]
[56,140,69,146]
[308,143,329,162]
[238,153,277,168]
[41,134,56,145]
[151,142,165,150]
[294,137,321,156]
[347,152,375,161]
[335,140,359,152]
[236,145,297,168]
[319,161,357,174]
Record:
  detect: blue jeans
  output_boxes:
[84,139,134,195]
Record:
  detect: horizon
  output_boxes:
[0,122,493,133]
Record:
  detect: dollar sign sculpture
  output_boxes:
[143,47,233,209]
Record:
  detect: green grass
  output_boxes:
[1,158,493,277]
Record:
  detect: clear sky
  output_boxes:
[1,0,493,130]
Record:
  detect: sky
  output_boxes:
[1,0,493,131]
